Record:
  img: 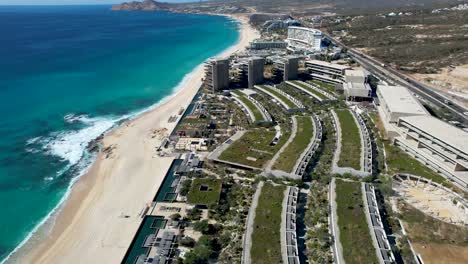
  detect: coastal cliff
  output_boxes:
[111,0,172,11]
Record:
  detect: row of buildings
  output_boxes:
[204,56,300,92]
[204,56,372,102]
[305,59,372,101]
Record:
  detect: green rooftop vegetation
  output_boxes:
[258,85,298,109]
[336,109,362,170]
[273,116,314,173]
[335,179,379,264]
[219,128,289,168]
[187,178,222,206]
[309,80,337,93]
[250,183,286,264]
[289,80,329,100]
[385,143,448,185]
[232,91,264,121]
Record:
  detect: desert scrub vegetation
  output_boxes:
[323,9,468,73]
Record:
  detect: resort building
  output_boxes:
[376,84,467,189]
[343,69,372,101]
[286,26,322,52]
[377,84,429,123]
[249,40,288,50]
[304,59,350,84]
[272,56,299,81]
[204,58,230,92]
[262,18,300,32]
[247,57,265,88]
[394,115,468,190]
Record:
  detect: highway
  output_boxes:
[323,32,468,126]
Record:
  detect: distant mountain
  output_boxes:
[111,0,173,11]
[111,0,462,14]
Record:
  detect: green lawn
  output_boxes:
[385,143,448,185]
[259,85,298,109]
[232,91,264,121]
[273,116,314,172]
[309,80,337,93]
[187,178,222,206]
[250,183,286,264]
[336,109,362,170]
[219,128,289,168]
[335,179,379,264]
[288,81,328,100]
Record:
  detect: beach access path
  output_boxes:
[14,14,259,264]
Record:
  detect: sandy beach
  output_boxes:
[11,14,258,264]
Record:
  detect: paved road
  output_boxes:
[323,32,468,126]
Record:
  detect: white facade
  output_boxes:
[377,85,429,123]
[286,26,322,52]
[395,115,468,190]
[304,59,350,84]
[343,69,371,100]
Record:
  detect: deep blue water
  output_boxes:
[0,5,238,262]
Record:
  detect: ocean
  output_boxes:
[0,5,238,262]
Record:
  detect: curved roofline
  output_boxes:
[287,26,322,34]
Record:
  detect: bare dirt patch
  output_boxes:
[412,243,468,264]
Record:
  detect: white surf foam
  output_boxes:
[41,114,124,166]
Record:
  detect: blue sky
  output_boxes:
[0,0,191,5]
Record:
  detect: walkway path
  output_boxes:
[330,178,345,264]
[264,116,298,178]
[241,181,264,264]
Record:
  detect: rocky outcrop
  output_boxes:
[111,0,172,11]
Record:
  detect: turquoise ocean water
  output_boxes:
[0,5,238,262]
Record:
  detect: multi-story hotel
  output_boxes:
[395,115,468,190]
[272,56,299,81]
[304,59,350,84]
[204,58,230,92]
[286,26,322,52]
[376,84,468,190]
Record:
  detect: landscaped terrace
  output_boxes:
[250,183,286,264]
[273,116,314,173]
[232,90,264,122]
[287,80,329,100]
[309,80,337,93]
[256,85,301,109]
[335,179,379,264]
[336,109,362,170]
[218,128,289,168]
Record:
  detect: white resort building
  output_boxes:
[376,84,468,191]
[304,59,350,84]
[343,69,372,101]
[286,26,322,52]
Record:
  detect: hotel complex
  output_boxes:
[342,69,372,101]
[376,84,468,190]
[305,59,350,84]
[286,26,322,52]
[204,58,229,92]
[272,56,299,81]
[395,116,468,190]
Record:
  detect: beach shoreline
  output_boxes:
[8,13,258,264]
